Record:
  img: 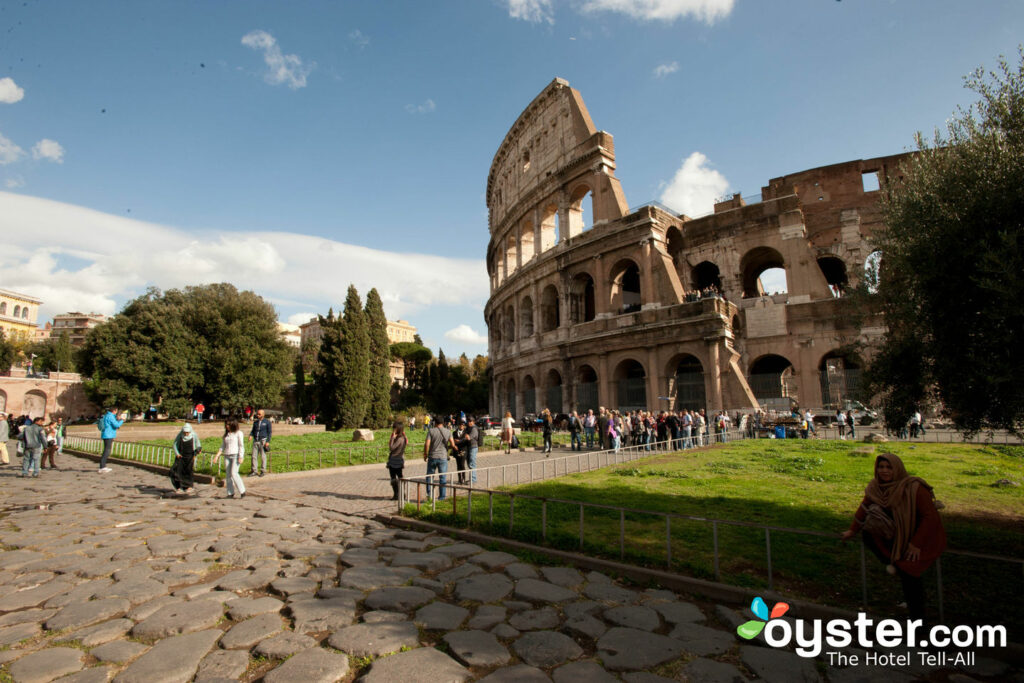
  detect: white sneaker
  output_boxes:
[99,467,113,473]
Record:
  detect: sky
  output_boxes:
[1,0,1022,357]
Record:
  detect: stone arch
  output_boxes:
[609,259,642,314]
[505,377,517,417]
[13,305,21,318]
[666,226,684,266]
[740,247,787,298]
[540,203,559,251]
[545,368,563,413]
[568,183,593,234]
[0,302,5,315]
[569,272,596,324]
[503,304,516,343]
[22,308,28,320]
[523,374,537,415]
[540,284,560,332]
[613,358,647,412]
[505,235,518,276]
[575,364,599,414]
[692,261,723,293]
[520,296,535,338]
[819,350,863,409]
[520,217,535,264]
[24,389,47,419]
[747,354,796,403]
[666,353,706,412]
[817,256,848,297]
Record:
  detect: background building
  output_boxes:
[299,316,418,386]
[51,312,108,346]
[277,322,302,348]
[0,289,41,342]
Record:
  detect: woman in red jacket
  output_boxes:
[841,452,946,620]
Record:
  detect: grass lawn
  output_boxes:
[405,439,1024,634]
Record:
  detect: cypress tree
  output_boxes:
[338,285,371,428]
[364,288,392,429]
[295,358,306,418]
[314,308,346,430]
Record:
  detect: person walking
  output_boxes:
[501,411,514,454]
[97,407,124,473]
[195,402,205,424]
[846,410,856,440]
[452,420,469,484]
[423,415,455,501]
[568,411,582,451]
[0,412,9,466]
[583,410,596,449]
[836,409,847,440]
[387,420,408,501]
[608,414,620,454]
[20,417,46,477]
[213,420,246,499]
[41,420,58,469]
[249,409,272,476]
[170,423,201,494]
[466,416,480,484]
[541,409,553,455]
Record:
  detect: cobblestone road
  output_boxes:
[0,451,1017,682]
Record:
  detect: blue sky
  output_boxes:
[1,0,1022,357]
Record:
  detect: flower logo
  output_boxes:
[736,596,789,639]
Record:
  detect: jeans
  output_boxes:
[426,458,447,499]
[56,435,63,454]
[100,438,114,468]
[251,440,268,474]
[467,447,478,483]
[612,435,620,453]
[571,432,582,451]
[584,427,595,449]
[197,413,202,423]
[225,455,245,496]
[683,425,692,449]
[22,447,41,476]
[543,433,552,453]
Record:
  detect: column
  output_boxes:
[640,238,656,308]
[646,346,660,411]
[706,341,723,411]
[598,354,611,410]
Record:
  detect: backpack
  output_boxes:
[96,415,104,432]
[476,426,486,448]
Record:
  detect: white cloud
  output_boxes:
[0,77,25,104]
[349,29,370,48]
[5,176,25,189]
[405,99,436,114]
[32,139,64,164]
[241,30,313,89]
[658,151,730,217]
[580,0,734,23]
[287,311,318,326]
[653,61,679,78]
[0,133,25,165]
[508,0,554,23]
[444,324,488,345]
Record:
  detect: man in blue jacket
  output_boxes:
[98,407,124,472]
[249,409,272,476]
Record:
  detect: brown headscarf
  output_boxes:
[864,453,933,561]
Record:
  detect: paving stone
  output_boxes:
[0,608,56,627]
[468,604,507,630]
[668,622,735,656]
[513,630,583,668]
[305,567,336,583]
[195,591,239,604]
[338,565,419,590]
[477,664,552,682]
[196,650,249,680]
[113,629,222,683]
[270,576,318,596]
[91,640,150,663]
[359,646,470,683]
[431,542,484,558]
[220,612,284,650]
[414,601,470,630]
[622,674,677,683]
[540,567,585,588]
[0,549,46,570]
[47,598,131,632]
[316,587,363,602]
[55,666,115,683]
[597,627,685,671]
[362,610,407,623]
[171,581,218,600]
[288,597,357,633]
[455,574,514,602]
[327,621,420,656]
[60,618,133,646]
[491,623,521,639]
[515,578,578,603]
[563,600,603,619]
[503,599,533,612]
[564,614,607,640]
[437,563,484,584]
[226,596,284,620]
[604,605,660,631]
[389,551,453,571]
[682,657,750,683]
[126,596,181,621]
[254,631,317,658]
[130,599,223,639]
[218,545,278,567]
[552,660,621,683]
[740,645,821,683]
[215,567,277,592]
[505,563,540,579]
[364,586,437,612]
[471,551,518,568]
[385,538,427,551]
[45,579,113,610]
[412,577,445,593]
[640,588,678,603]
[583,582,637,604]
[7,647,84,683]
[653,600,706,624]
[509,606,560,630]
[262,646,351,683]
[95,579,168,606]
[0,621,40,646]
[0,579,76,611]
[444,629,512,667]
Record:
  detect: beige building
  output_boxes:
[51,312,108,346]
[485,79,899,417]
[34,322,53,343]
[0,289,42,343]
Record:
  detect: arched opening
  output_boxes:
[489,313,500,349]
[506,378,517,417]
[819,351,862,409]
[24,389,47,419]
[610,259,642,314]
[520,219,535,264]
[864,250,882,294]
[741,247,787,298]
[691,261,722,294]
[540,285,560,332]
[570,273,596,324]
[0,302,6,315]
[569,184,593,234]
[505,235,518,276]
[731,314,743,339]
[540,203,559,251]
[666,226,684,266]
[576,365,599,414]
[614,359,647,412]
[520,296,534,338]
[817,256,848,298]
[546,369,563,413]
[669,354,706,412]
[22,308,28,320]
[747,354,797,405]
[13,305,21,318]
[523,375,537,416]
[503,305,515,344]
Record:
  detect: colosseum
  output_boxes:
[484,78,909,419]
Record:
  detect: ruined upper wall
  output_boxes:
[486,78,599,233]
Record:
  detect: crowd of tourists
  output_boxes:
[2,411,65,477]
[682,284,724,303]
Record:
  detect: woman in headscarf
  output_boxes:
[170,423,201,494]
[841,452,946,620]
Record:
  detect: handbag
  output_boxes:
[862,503,895,540]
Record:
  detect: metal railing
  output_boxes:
[63,435,224,476]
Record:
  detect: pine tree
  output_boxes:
[314,308,346,430]
[295,358,306,418]
[338,285,371,428]
[364,288,392,428]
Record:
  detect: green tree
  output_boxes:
[338,285,371,428]
[363,288,392,428]
[314,309,346,430]
[0,329,17,372]
[295,358,307,418]
[867,50,1024,436]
